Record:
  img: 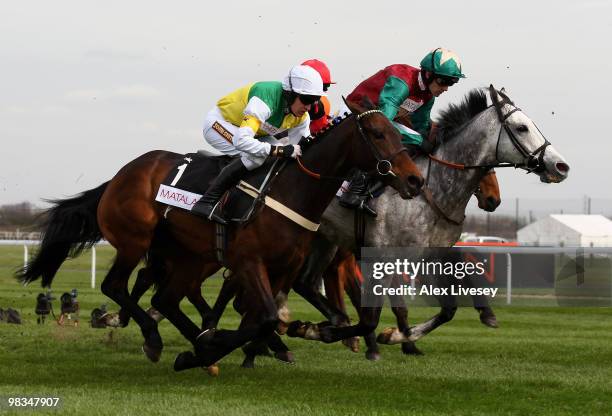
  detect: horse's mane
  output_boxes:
[311,112,350,140]
[301,99,373,151]
[436,89,489,142]
[311,97,379,138]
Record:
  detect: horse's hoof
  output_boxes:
[276,321,289,335]
[342,337,360,353]
[365,350,381,361]
[105,313,122,328]
[376,327,396,344]
[118,312,130,328]
[142,343,162,363]
[401,341,424,356]
[274,351,295,364]
[241,357,255,369]
[286,320,306,338]
[174,351,199,372]
[480,315,499,328]
[204,364,219,377]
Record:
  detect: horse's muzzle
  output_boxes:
[405,174,424,197]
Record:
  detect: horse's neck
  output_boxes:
[319,109,504,250]
[424,111,499,217]
[268,120,355,221]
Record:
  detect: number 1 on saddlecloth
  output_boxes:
[170,164,187,186]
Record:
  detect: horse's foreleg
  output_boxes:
[318,306,383,344]
[185,274,218,330]
[386,278,424,355]
[292,247,346,319]
[379,294,458,344]
[152,262,220,345]
[241,332,293,368]
[176,260,278,371]
[203,276,238,331]
[468,275,498,328]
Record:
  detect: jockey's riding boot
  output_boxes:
[338,171,377,217]
[191,158,248,225]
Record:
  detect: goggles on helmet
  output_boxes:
[435,76,459,87]
[298,94,320,105]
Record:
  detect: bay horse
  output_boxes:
[17,99,424,369]
[475,169,501,212]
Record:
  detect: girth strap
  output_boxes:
[236,181,320,232]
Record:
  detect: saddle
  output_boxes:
[156,151,285,225]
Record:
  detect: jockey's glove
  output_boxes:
[271,144,302,159]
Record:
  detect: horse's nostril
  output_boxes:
[408,175,424,189]
[488,197,501,208]
[556,162,569,174]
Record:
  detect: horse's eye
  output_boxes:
[516,124,529,133]
[372,130,385,140]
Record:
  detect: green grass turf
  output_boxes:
[1,245,611,415]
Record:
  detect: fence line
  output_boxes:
[4,240,109,289]
[7,242,611,304]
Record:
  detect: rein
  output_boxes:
[296,109,408,180]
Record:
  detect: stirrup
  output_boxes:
[359,199,377,218]
[192,201,227,225]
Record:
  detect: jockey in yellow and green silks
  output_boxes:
[192,64,326,224]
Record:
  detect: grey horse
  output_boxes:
[291,86,569,350]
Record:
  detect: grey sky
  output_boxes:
[1,0,609,207]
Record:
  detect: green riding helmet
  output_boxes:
[420,47,466,79]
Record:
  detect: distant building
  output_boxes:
[517,215,612,247]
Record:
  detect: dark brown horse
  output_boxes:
[18,100,424,370]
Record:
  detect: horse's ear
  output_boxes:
[489,84,497,101]
[489,84,504,119]
[498,87,514,105]
[343,96,364,115]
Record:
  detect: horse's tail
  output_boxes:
[16,181,109,287]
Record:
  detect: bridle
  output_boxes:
[297,108,409,180]
[428,85,551,173]
[422,85,550,226]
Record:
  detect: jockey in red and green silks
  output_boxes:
[347,47,466,150]
[340,48,465,217]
